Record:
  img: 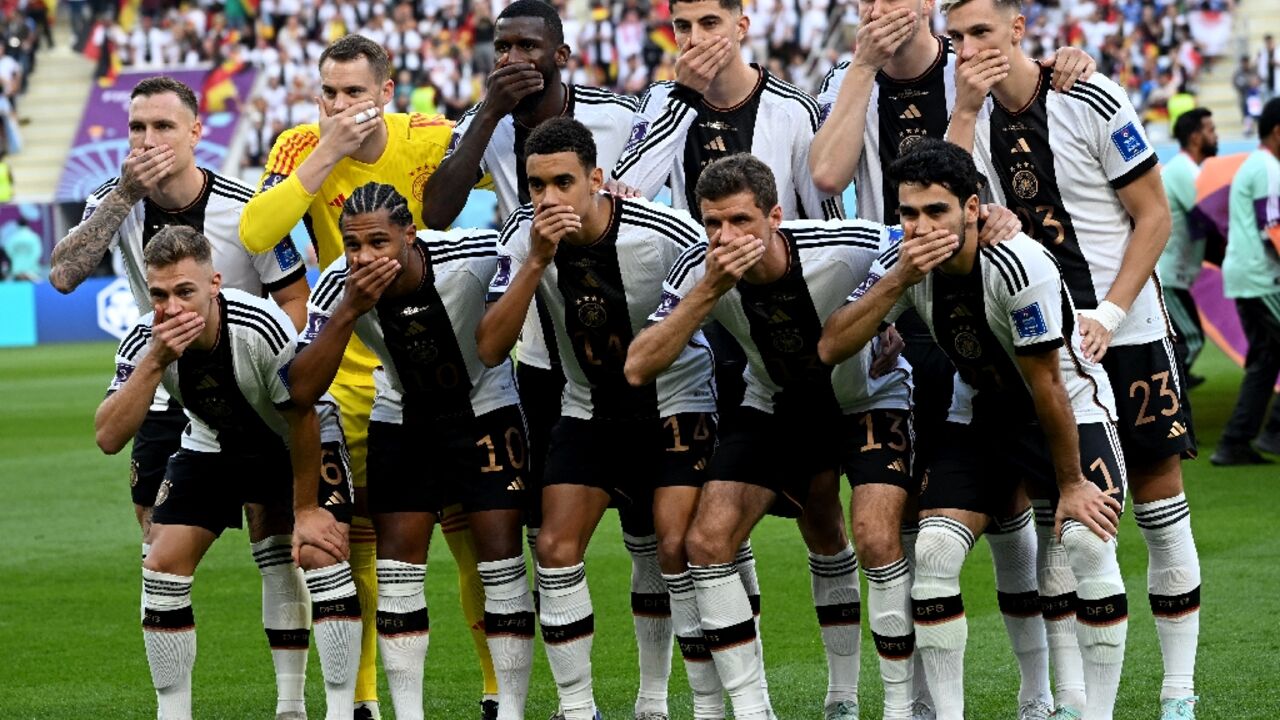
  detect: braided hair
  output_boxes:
[339,182,415,230]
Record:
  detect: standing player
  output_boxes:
[812,11,1092,715]
[1216,99,1280,464]
[478,118,717,720]
[624,154,914,720]
[819,139,1129,720]
[417,7,678,714]
[239,35,497,719]
[943,1,1199,717]
[93,227,361,720]
[49,76,316,720]
[1159,108,1217,383]
[289,183,534,720]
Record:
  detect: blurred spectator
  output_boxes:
[1259,34,1278,100]
[2,214,41,281]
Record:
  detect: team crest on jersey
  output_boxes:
[625,121,650,151]
[898,129,927,156]
[274,239,302,271]
[1012,302,1048,338]
[409,339,440,364]
[155,478,172,506]
[576,295,608,328]
[130,459,140,488]
[771,328,804,353]
[410,163,437,201]
[953,329,982,359]
[1111,122,1148,162]
[653,290,680,319]
[1012,163,1039,199]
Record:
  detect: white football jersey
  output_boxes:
[447,84,639,370]
[855,234,1116,424]
[302,228,519,423]
[612,69,843,222]
[109,288,344,453]
[489,196,717,420]
[963,68,1170,347]
[651,218,911,415]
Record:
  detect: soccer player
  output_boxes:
[819,138,1129,720]
[48,76,315,720]
[1159,108,1218,384]
[239,35,497,719]
[812,12,1091,715]
[478,117,717,720]
[418,7,678,713]
[93,226,360,720]
[289,183,534,720]
[624,153,914,720]
[944,1,1199,716]
[1216,98,1280,464]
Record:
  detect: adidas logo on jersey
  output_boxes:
[887,458,907,474]
[1168,421,1187,439]
[1010,137,1033,154]
[507,478,525,491]
[704,136,727,152]
[950,304,974,318]
[899,104,922,119]
[324,491,345,507]
[196,375,218,390]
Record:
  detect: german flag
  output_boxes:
[200,55,247,113]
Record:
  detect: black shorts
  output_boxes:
[516,362,566,529]
[901,332,956,483]
[1101,338,1197,465]
[920,420,1126,518]
[152,441,353,534]
[366,405,529,515]
[130,402,187,507]
[543,412,715,508]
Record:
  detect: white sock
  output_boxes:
[665,570,725,719]
[252,535,310,716]
[987,511,1052,706]
[538,563,596,719]
[735,541,771,706]
[1062,523,1127,720]
[865,558,915,720]
[375,559,428,720]
[305,562,362,720]
[142,568,196,720]
[911,517,974,720]
[810,544,860,706]
[693,562,771,720]
[901,524,932,710]
[625,533,672,715]
[1035,503,1086,710]
[479,556,535,720]
[1135,494,1200,700]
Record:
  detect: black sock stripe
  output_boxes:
[913,594,965,625]
[864,559,911,583]
[143,605,195,630]
[541,615,595,644]
[312,595,361,621]
[1133,500,1188,521]
[631,592,672,617]
[997,590,1042,617]
[479,568,527,585]
[1149,586,1200,617]
[691,563,738,582]
[376,608,430,636]
[749,594,761,616]
[872,631,915,659]
[919,516,977,550]
[816,602,861,626]
[677,635,713,661]
[704,618,757,651]
[1078,594,1128,626]
[1040,592,1078,620]
[265,628,310,649]
[989,509,1034,534]
[484,610,536,638]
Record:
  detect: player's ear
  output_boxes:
[737,12,749,43]
[555,43,571,68]
[590,165,604,194]
[210,270,223,296]
[382,78,395,107]
[964,194,981,225]
[1011,12,1026,42]
[189,117,202,148]
[768,203,783,230]
[404,223,417,245]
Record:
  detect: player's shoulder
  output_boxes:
[762,71,821,123]
[784,218,884,246]
[265,124,321,175]
[1055,71,1127,122]
[89,176,121,203]
[118,313,156,360]
[312,256,351,311]
[498,204,535,247]
[818,60,850,95]
[400,111,455,145]
[223,288,293,354]
[573,83,640,112]
[637,80,677,111]
[667,239,709,288]
[619,196,704,247]
[207,169,256,206]
[981,234,1058,295]
[420,226,500,267]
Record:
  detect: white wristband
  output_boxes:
[354,108,375,124]
[1080,300,1126,334]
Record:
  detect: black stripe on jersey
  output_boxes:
[91,177,120,201]
[1110,154,1159,190]
[821,196,844,220]
[637,81,676,115]
[121,324,153,361]
[1063,87,1116,121]
[499,207,535,246]
[982,247,1018,295]
[263,265,307,294]
[227,301,291,353]
[985,244,1030,291]
[878,245,901,269]
[425,237,498,263]
[819,61,850,95]
[431,248,500,265]
[667,245,708,290]
[313,268,350,311]
[573,85,640,110]
[763,75,821,130]
[209,175,255,204]
[620,201,702,248]
[1065,80,1120,119]
[613,97,697,178]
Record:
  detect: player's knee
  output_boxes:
[851,518,902,568]
[297,544,343,571]
[534,526,585,568]
[913,520,973,582]
[684,524,734,566]
[1060,523,1118,581]
[656,530,689,570]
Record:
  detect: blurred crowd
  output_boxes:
[0,0,54,160]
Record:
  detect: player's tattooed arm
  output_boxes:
[283,403,349,565]
[1015,349,1122,540]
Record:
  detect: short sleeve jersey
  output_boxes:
[107,288,300,453]
[612,69,843,222]
[855,234,1116,424]
[302,228,519,424]
[488,196,716,421]
[1223,147,1280,299]
[815,36,958,223]
[966,68,1169,347]
[651,218,911,416]
[1157,152,1204,290]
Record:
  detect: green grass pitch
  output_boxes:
[1,341,1277,718]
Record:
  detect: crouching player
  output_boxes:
[288,183,534,720]
[819,139,1128,720]
[94,226,360,720]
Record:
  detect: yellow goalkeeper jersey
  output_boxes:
[241,112,489,385]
